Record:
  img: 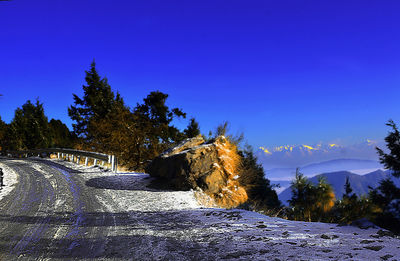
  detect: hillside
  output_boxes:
[1,158,400,260]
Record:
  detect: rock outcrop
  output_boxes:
[145,135,248,208]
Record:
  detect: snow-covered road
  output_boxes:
[0,158,399,260]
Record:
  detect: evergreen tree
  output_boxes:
[68,61,123,142]
[87,89,188,170]
[184,118,200,138]
[135,91,186,149]
[0,116,7,151]
[369,178,400,233]
[314,177,336,221]
[238,146,281,211]
[49,119,74,148]
[90,104,153,169]
[288,169,314,221]
[3,111,24,151]
[332,177,363,224]
[376,120,400,177]
[69,63,190,170]
[371,120,400,233]
[4,100,51,150]
[343,176,355,199]
[288,170,335,222]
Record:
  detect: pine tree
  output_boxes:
[333,177,373,224]
[0,116,7,151]
[369,178,400,233]
[314,177,336,221]
[376,120,400,177]
[69,63,190,170]
[86,89,188,170]
[288,170,335,222]
[135,91,186,149]
[238,146,281,211]
[4,100,52,150]
[343,177,357,201]
[370,120,400,233]
[288,169,314,221]
[184,118,200,138]
[49,119,75,148]
[68,61,123,142]
[3,110,24,150]
[90,104,152,169]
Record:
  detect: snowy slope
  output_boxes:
[48,158,400,260]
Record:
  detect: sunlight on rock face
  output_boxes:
[146,135,248,208]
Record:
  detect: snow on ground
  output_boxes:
[0,158,19,202]
[47,159,400,259]
[48,158,201,212]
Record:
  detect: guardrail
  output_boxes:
[6,148,118,172]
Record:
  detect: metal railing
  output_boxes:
[6,148,118,172]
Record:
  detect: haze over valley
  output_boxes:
[258,139,387,196]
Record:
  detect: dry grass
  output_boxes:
[205,136,248,208]
[215,137,240,178]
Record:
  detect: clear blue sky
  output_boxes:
[1,0,399,148]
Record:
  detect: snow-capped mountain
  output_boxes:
[257,139,384,170]
[266,158,383,181]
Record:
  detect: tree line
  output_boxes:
[0,100,75,151]
[0,62,201,170]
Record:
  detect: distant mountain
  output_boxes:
[278,169,400,206]
[257,140,384,170]
[266,158,383,181]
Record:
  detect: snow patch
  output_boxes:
[0,160,19,202]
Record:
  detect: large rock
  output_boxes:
[145,135,248,208]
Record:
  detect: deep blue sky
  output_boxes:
[1,0,399,147]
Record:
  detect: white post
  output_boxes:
[77,156,80,164]
[111,155,115,172]
[85,157,89,166]
[94,159,97,166]
[57,153,60,159]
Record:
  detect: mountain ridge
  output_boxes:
[257,140,383,169]
[266,158,382,181]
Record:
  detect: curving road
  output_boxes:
[0,158,213,260]
[0,158,113,259]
